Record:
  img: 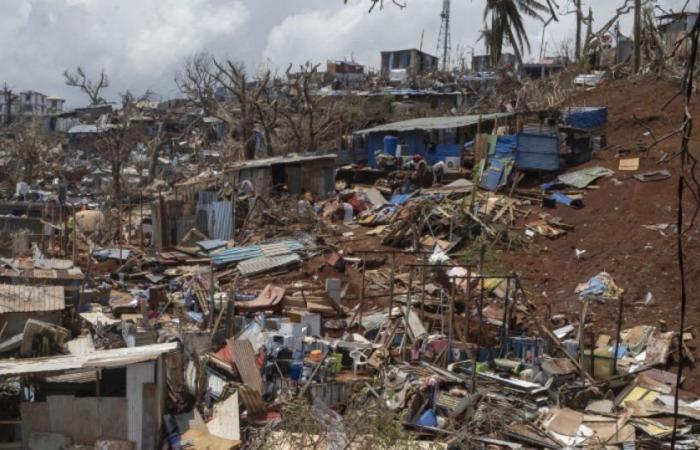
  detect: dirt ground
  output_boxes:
[502,78,700,390]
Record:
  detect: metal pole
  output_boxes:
[500,276,511,357]
[72,205,77,263]
[388,253,396,320]
[420,260,427,321]
[127,203,132,245]
[359,253,366,328]
[139,193,144,247]
[209,260,215,329]
[463,267,471,343]
[448,276,455,366]
[613,296,624,375]
[406,267,413,362]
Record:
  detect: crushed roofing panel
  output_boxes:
[0,285,65,313]
[237,254,301,277]
[212,239,304,267]
[224,153,337,172]
[354,112,513,134]
[0,342,178,376]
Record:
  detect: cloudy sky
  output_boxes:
[0,0,688,106]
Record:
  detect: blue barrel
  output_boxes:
[289,362,303,381]
[384,135,399,156]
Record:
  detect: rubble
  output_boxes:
[0,26,699,450]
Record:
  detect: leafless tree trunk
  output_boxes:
[575,0,582,60]
[64,67,110,105]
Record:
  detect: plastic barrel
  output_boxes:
[384,135,399,156]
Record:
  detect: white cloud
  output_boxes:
[0,0,249,105]
[0,0,691,107]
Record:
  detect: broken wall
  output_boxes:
[20,396,129,447]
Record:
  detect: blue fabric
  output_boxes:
[390,193,413,205]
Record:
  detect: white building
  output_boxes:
[0,90,65,125]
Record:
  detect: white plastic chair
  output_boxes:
[349,349,368,375]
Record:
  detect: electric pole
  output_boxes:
[634,0,641,73]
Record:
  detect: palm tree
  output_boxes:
[484,0,557,67]
[477,28,493,54]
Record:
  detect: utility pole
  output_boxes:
[437,0,451,72]
[575,0,582,60]
[634,0,642,73]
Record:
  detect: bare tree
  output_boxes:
[176,52,279,160]
[95,91,152,204]
[280,62,337,153]
[554,36,575,62]
[5,118,50,183]
[344,0,407,13]
[64,67,110,105]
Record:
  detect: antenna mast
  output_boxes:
[437,0,451,71]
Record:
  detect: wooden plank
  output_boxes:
[228,340,262,393]
[237,385,265,414]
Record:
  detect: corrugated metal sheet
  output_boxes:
[0,342,178,376]
[563,106,608,129]
[0,284,64,313]
[197,240,228,252]
[238,254,301,277]
[308,382,354,407]
[515,133,560,171]
[212,240,304,267]
[210,201,233,241]
[175,217,196,243]
[229,340,262,393]
[355,112,513,135]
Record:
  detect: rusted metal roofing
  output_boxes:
[0,342,179,376]
[0,284,65,313]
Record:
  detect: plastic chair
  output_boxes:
[349,349,368,375]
